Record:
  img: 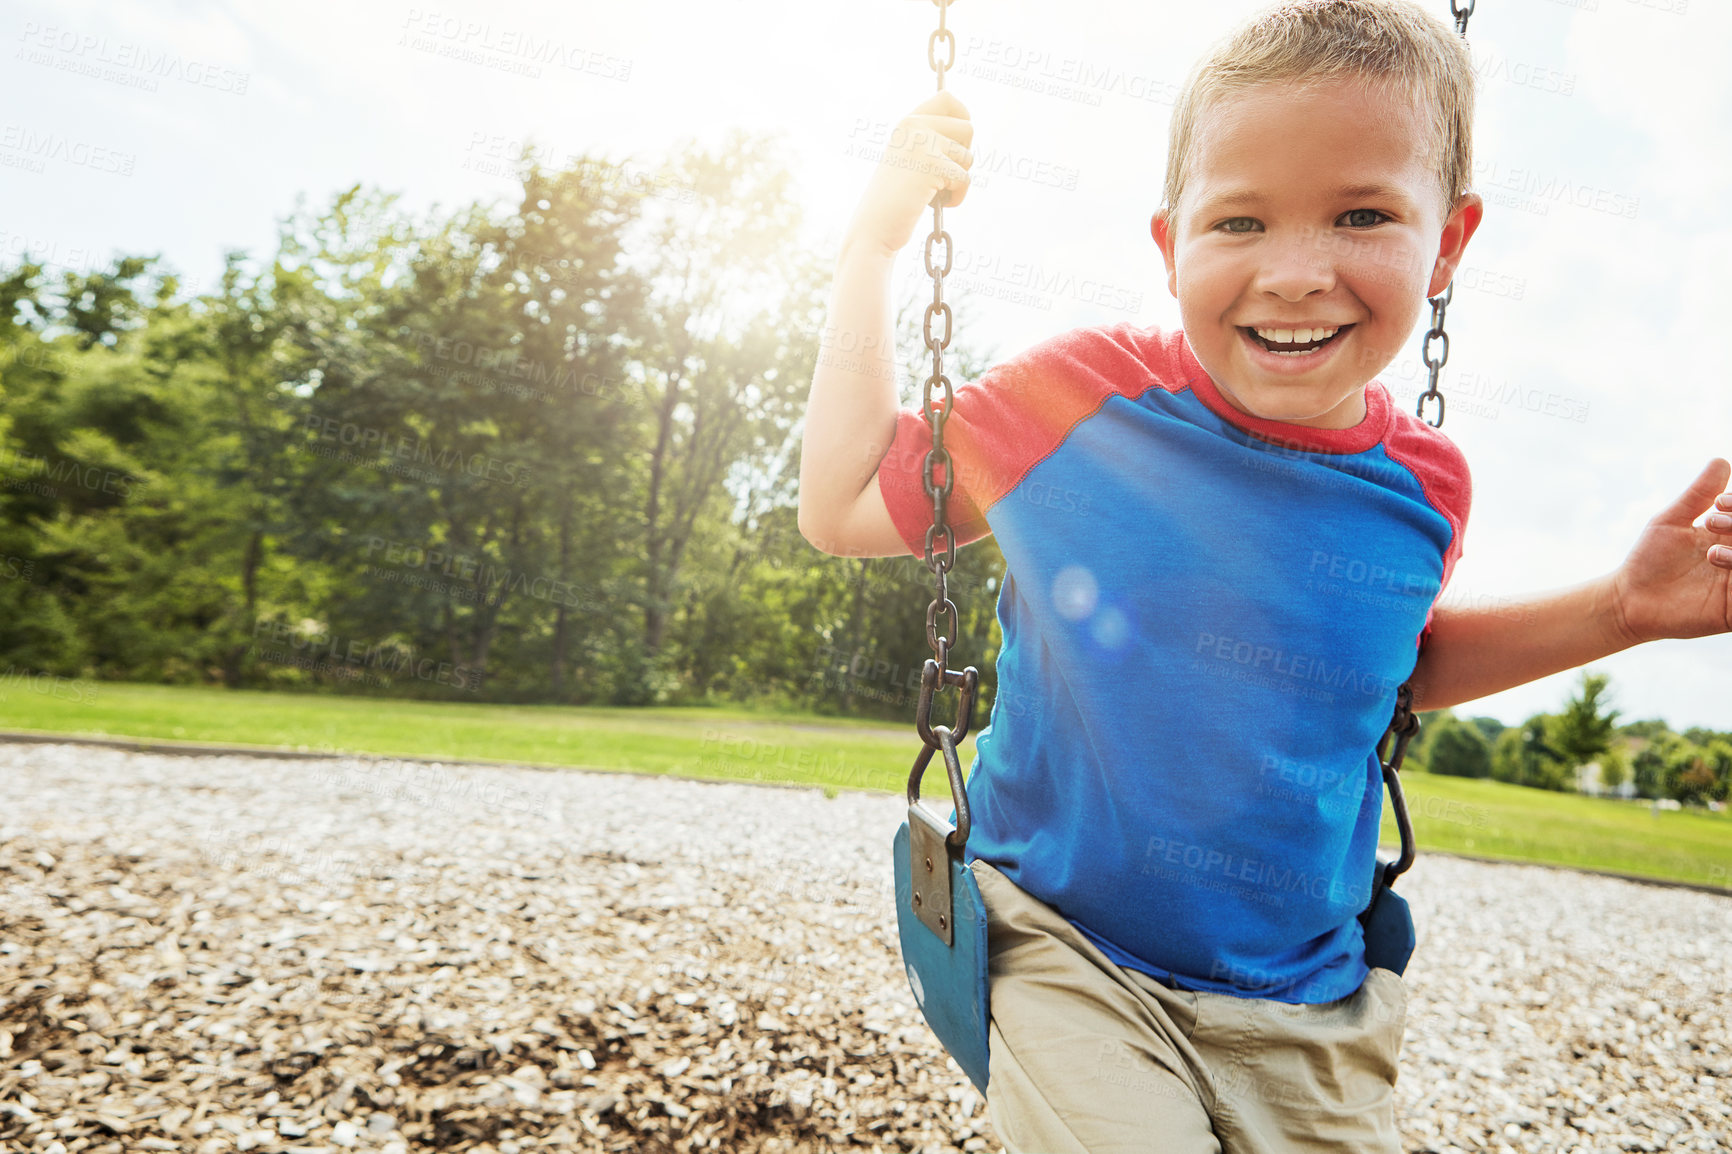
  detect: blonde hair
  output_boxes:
[1163,0,1475,221]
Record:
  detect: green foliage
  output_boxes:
[1708,741,1732,803]
[1491,715,1572,791]
[1631,736,1675,800]
[0,136,1000,716]
[1616,728,1731,807]
[1406,708,1451,771]
[1429,717,1493,778]
[1596,743,1630,793]
[1467,715,1506,744]
[1551,670,1620,767]
[1666,740,1732,806]
[1668,744,1718,807]
[1407,710,1504,776]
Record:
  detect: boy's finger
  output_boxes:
[913,131,973,168]
[933,160,972,207]
[912,89,970,123]
[907,113,974,150]
[1662,457,1732,527]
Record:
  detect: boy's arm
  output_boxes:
[796,243,909,558]
[1407,459,1732,711]
[798,92,974,558]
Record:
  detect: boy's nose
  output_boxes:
[1252,233,1336,300]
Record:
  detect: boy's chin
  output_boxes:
[1218,380,1366,430]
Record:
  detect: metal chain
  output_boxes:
[903,0,980,859]
[920,0,958,665]
[1417,283,1451,428]
[1373,2,1479,909]
[1419,2,1474,428]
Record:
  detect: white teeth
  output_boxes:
[1252,325,1339,345]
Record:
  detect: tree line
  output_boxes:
[1409,672,1731,805]
[0,137,1004,718]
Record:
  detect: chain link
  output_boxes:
[1451,0,1475,35]
[1417,283,1451,427]
[928,0,953,89]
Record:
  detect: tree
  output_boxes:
[1406,708,1453,771]
[1619,718,1671,741]
[1492,714,1570,791]
[1668,744,1718,807]
[1551,670,1620,768]
[1468,715,1506,744]
[1429,719,1492,778]
[1708,741,1732,803]
[0,134,1094,714]
[1597,743,1631,794]
[616,133,829,703]
[1631,736,1675,799]
[497,159,643,700]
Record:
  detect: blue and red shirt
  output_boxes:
[879,323,1470,1003]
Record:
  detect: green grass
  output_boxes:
[3,679,1728,889]
[1388,772,1732,889]
[0,680,974,804]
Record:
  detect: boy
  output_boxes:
[798,1,1732,1150]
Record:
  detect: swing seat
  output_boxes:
[892,816,1406,1096]
[1359,860,1416,975]
[894,816,992,1093]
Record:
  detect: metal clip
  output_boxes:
[913,658,977,753]
[906,724,970,944]
[1375,685,1421,886]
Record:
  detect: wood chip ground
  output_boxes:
[3,743,1730,1153]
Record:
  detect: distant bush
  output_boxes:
[1430,720,1492,778]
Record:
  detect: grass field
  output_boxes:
[3,679,1729,890]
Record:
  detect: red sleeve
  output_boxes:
[878,323,1193,556]
[1379,392,1473,648]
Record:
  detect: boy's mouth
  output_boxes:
[1241,324,1352,356]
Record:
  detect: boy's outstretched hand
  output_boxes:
[845,90,975,259]
[1412,457,1732,711]
[1611,457,1732,645]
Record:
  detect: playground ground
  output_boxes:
[3,740,1730,1153]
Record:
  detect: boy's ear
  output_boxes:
[1150,210,1179,299]
[1429,192,1485,297]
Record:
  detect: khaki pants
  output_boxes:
[972,859,1406,1154]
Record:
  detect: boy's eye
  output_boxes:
[1214,217,1261,234]
[1340,208,1388,228]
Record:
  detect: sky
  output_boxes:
[1,0,1726,731]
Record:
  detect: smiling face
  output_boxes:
[1153,76,1482,430]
